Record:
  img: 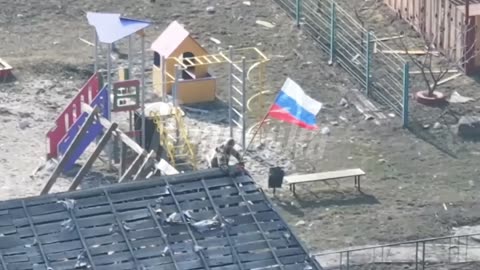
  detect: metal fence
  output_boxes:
[273,0,410,127]
[314,233,480,269]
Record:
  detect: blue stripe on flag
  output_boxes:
[274,90,317,126]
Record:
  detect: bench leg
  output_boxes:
[358,176,361,191]
[292,184,296,195]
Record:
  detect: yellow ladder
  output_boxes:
[171,107,197,170]
[149,109,197,170]
[150,111,176,166]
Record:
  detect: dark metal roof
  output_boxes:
[0,168,322,270]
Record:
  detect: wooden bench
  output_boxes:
[284,168,365,195]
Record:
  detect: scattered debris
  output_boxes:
[449,91,474,104]
[330,121,339,126]
[364,114,374,121]
[433,122,442,129]
[79,37,94,47]
[388,113,396,118]
[256,20,275,28]
[60,218,75,232]
[161,246,169,256]
[295,220,306,226]
[194,245,205,252]
[57,199,76,211]
[339,98,349,107]
[206,6,216,14]
[209,37,221,45]
[191,216,222,232]
[378,159,386,164]
[371,35,404,42]
[320,127,330,135]
[339,116,348,122]
[182,106,209,114]
[443,203,448,211]
[243,1,251,6]
[75,250,88,268]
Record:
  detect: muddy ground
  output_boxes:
[1,0,480,268]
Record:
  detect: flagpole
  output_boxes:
[243,103,273,154]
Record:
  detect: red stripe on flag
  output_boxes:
[268,104,318,130]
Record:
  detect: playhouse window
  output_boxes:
[154,52,161,67]
[182,52,196,79]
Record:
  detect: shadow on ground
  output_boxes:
[272,188,380,217]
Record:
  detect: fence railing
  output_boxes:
[313,232,480,269]
[273,0,410,127]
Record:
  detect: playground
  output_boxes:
[1,0,480,268]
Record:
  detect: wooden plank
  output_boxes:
[285,169,366,184]
[40,106,100,195]
[81,103,147,156]
[430,72,462,87]
[68,123,118,191]
[132,150,155,181]
[119,153,144,183]
[409,69,458,74]
[379,49,440,55]
[426,0,432,40]
[444,0,450,50]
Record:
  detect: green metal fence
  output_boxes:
[274,0,410,127]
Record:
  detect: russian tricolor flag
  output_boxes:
[267,78,322,130]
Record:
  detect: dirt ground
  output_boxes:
[2,0,480,269]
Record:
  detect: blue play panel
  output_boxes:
[57,87,109,172]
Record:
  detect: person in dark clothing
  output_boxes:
[209,138,243,168]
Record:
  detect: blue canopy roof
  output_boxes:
[87,12,151,44]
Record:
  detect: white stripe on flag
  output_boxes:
[280,78,322,115]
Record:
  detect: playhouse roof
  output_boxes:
[0,168,322,270]
[87,12,151,44]
[151,21,206,57]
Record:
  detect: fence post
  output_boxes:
[329,1,336,64]
[365,31,372,96]
[296,0,302,27]
[402,62,410,128]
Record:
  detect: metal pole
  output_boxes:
[415,242,419,270]
[107,43,112,120]
[228,46,233,138]
[329,1,336,64]
[346,251,350,270]
[402,62,410,128]
[365,31,372,96]
[107,43,113,166]
[422,241,426,270]
[94,31,98,73]
[295,0,302,28]
[128,35,133,79]
[161,55,167,102]
[141,34,146,149]
[127,36,134,135]
[173,65,180,106]
[241,57,247,153]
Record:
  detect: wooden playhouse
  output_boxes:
[151,21,216,104]
[384,0,480,74]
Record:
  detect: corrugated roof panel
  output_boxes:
[0,168,322,270]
